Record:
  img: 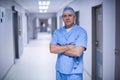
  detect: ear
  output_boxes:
[74,16,76,20]
[74,16,76,23]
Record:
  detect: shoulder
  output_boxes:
[53,26,65,34]
[74,25,87,33]
[53,27,64,35]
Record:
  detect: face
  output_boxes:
[62,11,76,29]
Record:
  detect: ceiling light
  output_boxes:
[39,6,48,9]
[44,10,47,13]
[38,1,50,6]
[38,1,42,5]
[42,1,46,5]
[39,10,43,13]
[39,10,47,13]
[46,1,50,5]
[38,1,50,13]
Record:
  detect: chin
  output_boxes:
[65,25,72,28]
[66,23,71,26]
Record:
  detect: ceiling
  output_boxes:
[14,0,74,13]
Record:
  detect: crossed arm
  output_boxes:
[50,43,85,57]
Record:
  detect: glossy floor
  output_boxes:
[4,32,57,80]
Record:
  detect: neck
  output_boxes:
[66,24,74,29]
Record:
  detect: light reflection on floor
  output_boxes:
[4,32,57,80]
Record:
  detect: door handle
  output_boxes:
[115,49,120,54]
[96,40,99,47]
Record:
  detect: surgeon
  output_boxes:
[50,6,87,80]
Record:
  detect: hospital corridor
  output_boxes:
[0,0,120,80]
[4,32,57,80]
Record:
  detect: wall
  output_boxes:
[27,13,56,39]
[56,0,115,80]
[103,0,115,80]
[0,7,14,80]
[0,0,27,79]
[22,12,27,46]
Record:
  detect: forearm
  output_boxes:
[50,43,69,54]
[64,46,84,57]
[50,43,85,57]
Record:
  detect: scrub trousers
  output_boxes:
[56,71,83,80]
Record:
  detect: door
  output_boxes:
[12,7,19,59]
[115,0,120,79]
[12,6,23,59]
[75,11,79,25]
[92,5,103,80]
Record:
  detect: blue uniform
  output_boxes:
[51,25,87,80]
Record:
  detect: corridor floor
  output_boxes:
[4,32,57,80]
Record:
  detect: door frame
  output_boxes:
[92,4,103,80]
[115,0,120,79]
[75,11,79,25]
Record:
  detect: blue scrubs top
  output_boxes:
[51,25,87,74]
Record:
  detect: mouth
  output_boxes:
[66,20,70,23]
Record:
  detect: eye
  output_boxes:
[62,15,67,18]
[68,14,72,17]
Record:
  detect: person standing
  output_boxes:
[50,6,87,80]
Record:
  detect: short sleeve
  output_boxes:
[50,30,58,44]
[75,30,87,50]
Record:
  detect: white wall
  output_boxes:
[56,0,115,80]
[103,0,115,80]
[0,0,28,79]
[22,12,27,46]
[0,7,14,80]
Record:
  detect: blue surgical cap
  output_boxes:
[62,6,75,16]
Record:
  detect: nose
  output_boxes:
[65,16,70,20]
